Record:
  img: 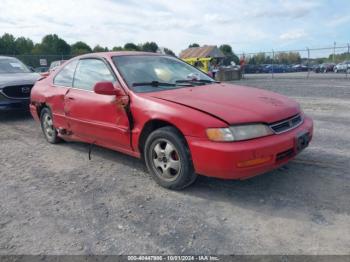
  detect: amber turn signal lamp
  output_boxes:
[237,156,272,168]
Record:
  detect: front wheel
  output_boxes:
[40,107,61,144]
[144,126,197,190]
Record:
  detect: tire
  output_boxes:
[40,107,61,144]
[144,126,197,190]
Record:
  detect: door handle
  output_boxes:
[66,97,75,100]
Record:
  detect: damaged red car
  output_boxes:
[30,52,313,189]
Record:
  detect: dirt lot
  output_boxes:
[0,77,349,255]
[243,71,350,80]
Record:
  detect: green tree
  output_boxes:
[275,52,301,64]
[112,46,123,51]
[32,34,70,55]
[219,44,239,65]
[15,37,34,54]
[188,43,200,48]
[328,52,349,63]
[163,47,175,56]
[141,42,158,53]
[71,41,92,55]
[124,43,140,51]
[255,52,267,64]
[248,55,257,65]
[92,45,108,52]
[219,44,233,56]
[0,33,16,55]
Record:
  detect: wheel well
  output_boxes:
[36,103,48,118]
[138,120,185,157]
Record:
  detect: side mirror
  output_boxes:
[94,81,129,106]
[94,82,118,96]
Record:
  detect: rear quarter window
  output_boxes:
[53,60,78,87]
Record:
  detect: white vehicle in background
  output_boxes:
[39,60,67,77]
[48,60,66,73]
[334,61,350,73]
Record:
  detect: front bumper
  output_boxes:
[29,103,40,121]
[187,115,313,179]
[0,93,30,110]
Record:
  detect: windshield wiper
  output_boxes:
[175,79,220,84]
[132,81,192,87]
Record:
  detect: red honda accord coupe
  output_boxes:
[30,52,313,189]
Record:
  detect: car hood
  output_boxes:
[144,83,300,124]
[0,73,40,88]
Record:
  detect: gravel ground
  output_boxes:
[0,77,349,255]
[243,71,350,80]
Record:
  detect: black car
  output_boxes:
[0,56,40,110]
[312,64,321,73]
[243,64,264,74]
[34,66,49,73]
[292,64,308,72]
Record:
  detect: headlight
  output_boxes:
[206,128,234,141]
[206,124,273,142]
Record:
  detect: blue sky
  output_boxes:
[0,0,349,55]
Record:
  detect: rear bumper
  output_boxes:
[187,115,313,179]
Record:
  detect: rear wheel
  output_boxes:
[40,107,61,144]
[144,126,197,189]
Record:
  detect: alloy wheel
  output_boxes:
[43,113,55,140]
[150,138,182,181]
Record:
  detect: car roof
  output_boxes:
[76,51,164,59]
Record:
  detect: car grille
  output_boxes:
[269,114,303,134]
[2,85,33,99]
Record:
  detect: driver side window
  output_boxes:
[73,59,116,91]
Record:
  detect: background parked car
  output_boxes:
[0,56,40,110]
[48,60,66,73]
[34,66,49,73]
[262,64,286,73]
[292,64,308,72]
[334,61,350,73]
[262,65,273,73]
[312,64,321,73]
[243,64,264,74]
[283,64,295,72]
[319,63,335,73]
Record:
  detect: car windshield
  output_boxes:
[112,55,215,92]
[0,57,31,74]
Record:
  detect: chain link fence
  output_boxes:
[237,45,350,79]
[0,54,74,73]
[2,45,350,79]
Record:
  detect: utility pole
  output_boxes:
[272,49,274,79]
[307,47,310,79]
[333,41,336,63]
[347,43,349,79]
